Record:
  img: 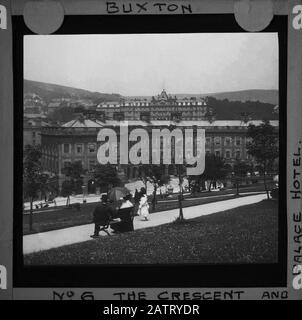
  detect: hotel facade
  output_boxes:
[94,89,215,122]
[39,118,279,192]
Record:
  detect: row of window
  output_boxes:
[62,159,96,172]
[60,150,250,169]
[61,137,250,155]
[206,149,252,160]
[63,143,96,154]
[112,111,211,121]
[206,137,252,146]
[42,157,58,172]
[101,101,206,108]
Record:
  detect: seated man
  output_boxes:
[90,194,112,237]
[110,194,134,233]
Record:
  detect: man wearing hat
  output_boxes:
[90,194,113,238]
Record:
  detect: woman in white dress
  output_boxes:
[138,188,149,221]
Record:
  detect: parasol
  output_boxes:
[108,186,131,202]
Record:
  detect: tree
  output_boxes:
[61,161,86,206]
[23,145,43,230]
[139,164,170,211]
[39,172,59,201]
[187,175,202,194]
[233,160,250,196]
[202,153,228,191]
[240,111,253,124]
[204,96,278,121]
[137,164,149,192]
[186,154,230,195]
[204,109,216,123]
[61,180,74,206]
[246,120,279,199]
[93,163,121,193]
[176,164,187,221]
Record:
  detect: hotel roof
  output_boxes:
[62,118,104,128]
[62,119,279,128]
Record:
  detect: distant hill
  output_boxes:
[25,81,278,105]
[205,96,278,120]
[129,89,278,105]
[24,80,121,104]
[175,89,278,105]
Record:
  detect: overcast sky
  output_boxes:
[24,33,278,96]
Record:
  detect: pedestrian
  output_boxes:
[134,189,140,204]
[133,188,141,216]
[90,194,112,238]
[138,187,150,221]
[111,194,135,233]
[120,194,134,210]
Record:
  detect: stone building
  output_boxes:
[23,117,50,148]
[95,89,214,122]
[39,117,279,192]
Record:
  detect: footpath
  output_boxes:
[23,193,267,254]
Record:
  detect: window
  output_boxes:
[246,137,252,146]
[206,137,211,145]
[113,112,125,121]
[88,143,96,153]
[225,150,231,159]
[76,144,83,154]
[214,137,221,145]
[171,112,182,122]
[140,112,151,122]
[97,112,106,122]
[63,160,71,169]
[235,137,241,146]
[63,143,70,154]
[75,159,84,168]
[236,150,241,159]
[225,137,231,146]
[215,150,221,157]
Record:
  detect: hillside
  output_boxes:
[200,89,278,105]
[205,97,278,120]
[24,80,121,103]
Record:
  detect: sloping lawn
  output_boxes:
[24,199,278,265]
[23,190,265,235]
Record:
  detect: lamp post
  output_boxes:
[82,185,86,203]
[177,166,184,221]
[91,180,94,194]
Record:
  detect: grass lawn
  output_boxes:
[23,187,265,235]
[24,199,278,265]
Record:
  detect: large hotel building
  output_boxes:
[25,90,279,192]
[94,89,213,122]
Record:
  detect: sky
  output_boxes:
[24,33,278,96]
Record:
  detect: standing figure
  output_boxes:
[133,188,141,216]
[134,189,140,204]
[138,187,149,221]
[90,194,112,237]
[111,194,135,233]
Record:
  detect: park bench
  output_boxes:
[110,207,134,233]
[98,220,111,236]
